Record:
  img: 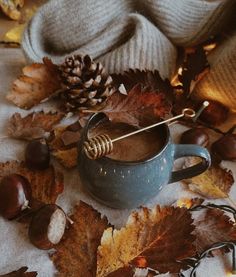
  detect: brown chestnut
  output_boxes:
[211,134,236,161]
[199,100,229,125]
[29,204,66,250]
[25,139,50,170]
[180,128,209,147]
[0,174,32,220]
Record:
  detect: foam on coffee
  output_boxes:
[89,119,165,161]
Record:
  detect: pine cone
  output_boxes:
[59,55,115,111]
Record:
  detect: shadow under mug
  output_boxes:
[78,113,211,209]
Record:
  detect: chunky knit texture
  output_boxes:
[22,0,236,109]
[194,32,236,111]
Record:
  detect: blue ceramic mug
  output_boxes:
[78,113,211,209]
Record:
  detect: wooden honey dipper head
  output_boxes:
[84,134,113,160]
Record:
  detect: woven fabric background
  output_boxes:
[22,0,236,109]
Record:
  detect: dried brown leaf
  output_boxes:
[48,121,81,150]
[0,0,24,20]
[193,209,236,254]
[111,69,174,103]
[97,206,196,276]
[47,121,81,168]
[47,126,67,151]
[52,148,78,169]
[7,58,61,109]
[0,266,37,276]
[105,267,134,277]
[60,129,81,146]
[7,111,64,140]
[51,201,109,277]
[0,161,64,204]
[96,84,171,127]
[183,157,234,198]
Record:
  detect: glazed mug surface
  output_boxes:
[78,113,211,208]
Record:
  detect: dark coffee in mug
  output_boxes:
[89,119,165,161]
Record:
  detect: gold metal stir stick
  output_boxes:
[83,108,197,160]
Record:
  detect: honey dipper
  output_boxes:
[84,102,209,160]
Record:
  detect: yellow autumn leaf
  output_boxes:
[2,5,38,43]
[0,0,24,20]
[52,147,78,169]
[183,157,234,199]
[3,24,25,43]
[176,198,204,209]
[97,206,195,276]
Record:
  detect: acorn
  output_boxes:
[211,134,236,161]
[25,139,50,170]
[0,174,32,220]
[28,204,66,250]
[199,100,229,125]
[180,128,209,147]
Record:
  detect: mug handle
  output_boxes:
[168,144,211,184]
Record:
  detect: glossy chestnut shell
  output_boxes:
[0,174,32,219]
[28,204,66,250]
[212,134,236,161]
[180,128,209,147]
[199,100,229,125]
[25,139,50,170]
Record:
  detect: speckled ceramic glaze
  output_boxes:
[78,113,211,209]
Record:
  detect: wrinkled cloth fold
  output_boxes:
[22,0,236,108]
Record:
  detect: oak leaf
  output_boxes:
[0,161,64,204]
[183,157,234,198]
[7,111,64,140]
[0,266,37,276]
[7,58,61,109]
[48,126,76,168]
[96,84,171,127]
[60,121,82,145]
[51,201,109,277]
[0,0,24,20]
[193,209,236,254]
[47,121,81,168]
[47,126,67,151]
[112,69,174,102]
[52,147,78,169]
[97,206,196,276]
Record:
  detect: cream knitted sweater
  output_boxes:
[22,0,236,110]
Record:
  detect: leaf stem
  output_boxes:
[66,215,74,225]
[81,110,97,114]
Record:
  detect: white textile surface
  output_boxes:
[0,48,235,276]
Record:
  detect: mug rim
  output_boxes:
[82,113,170,165]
